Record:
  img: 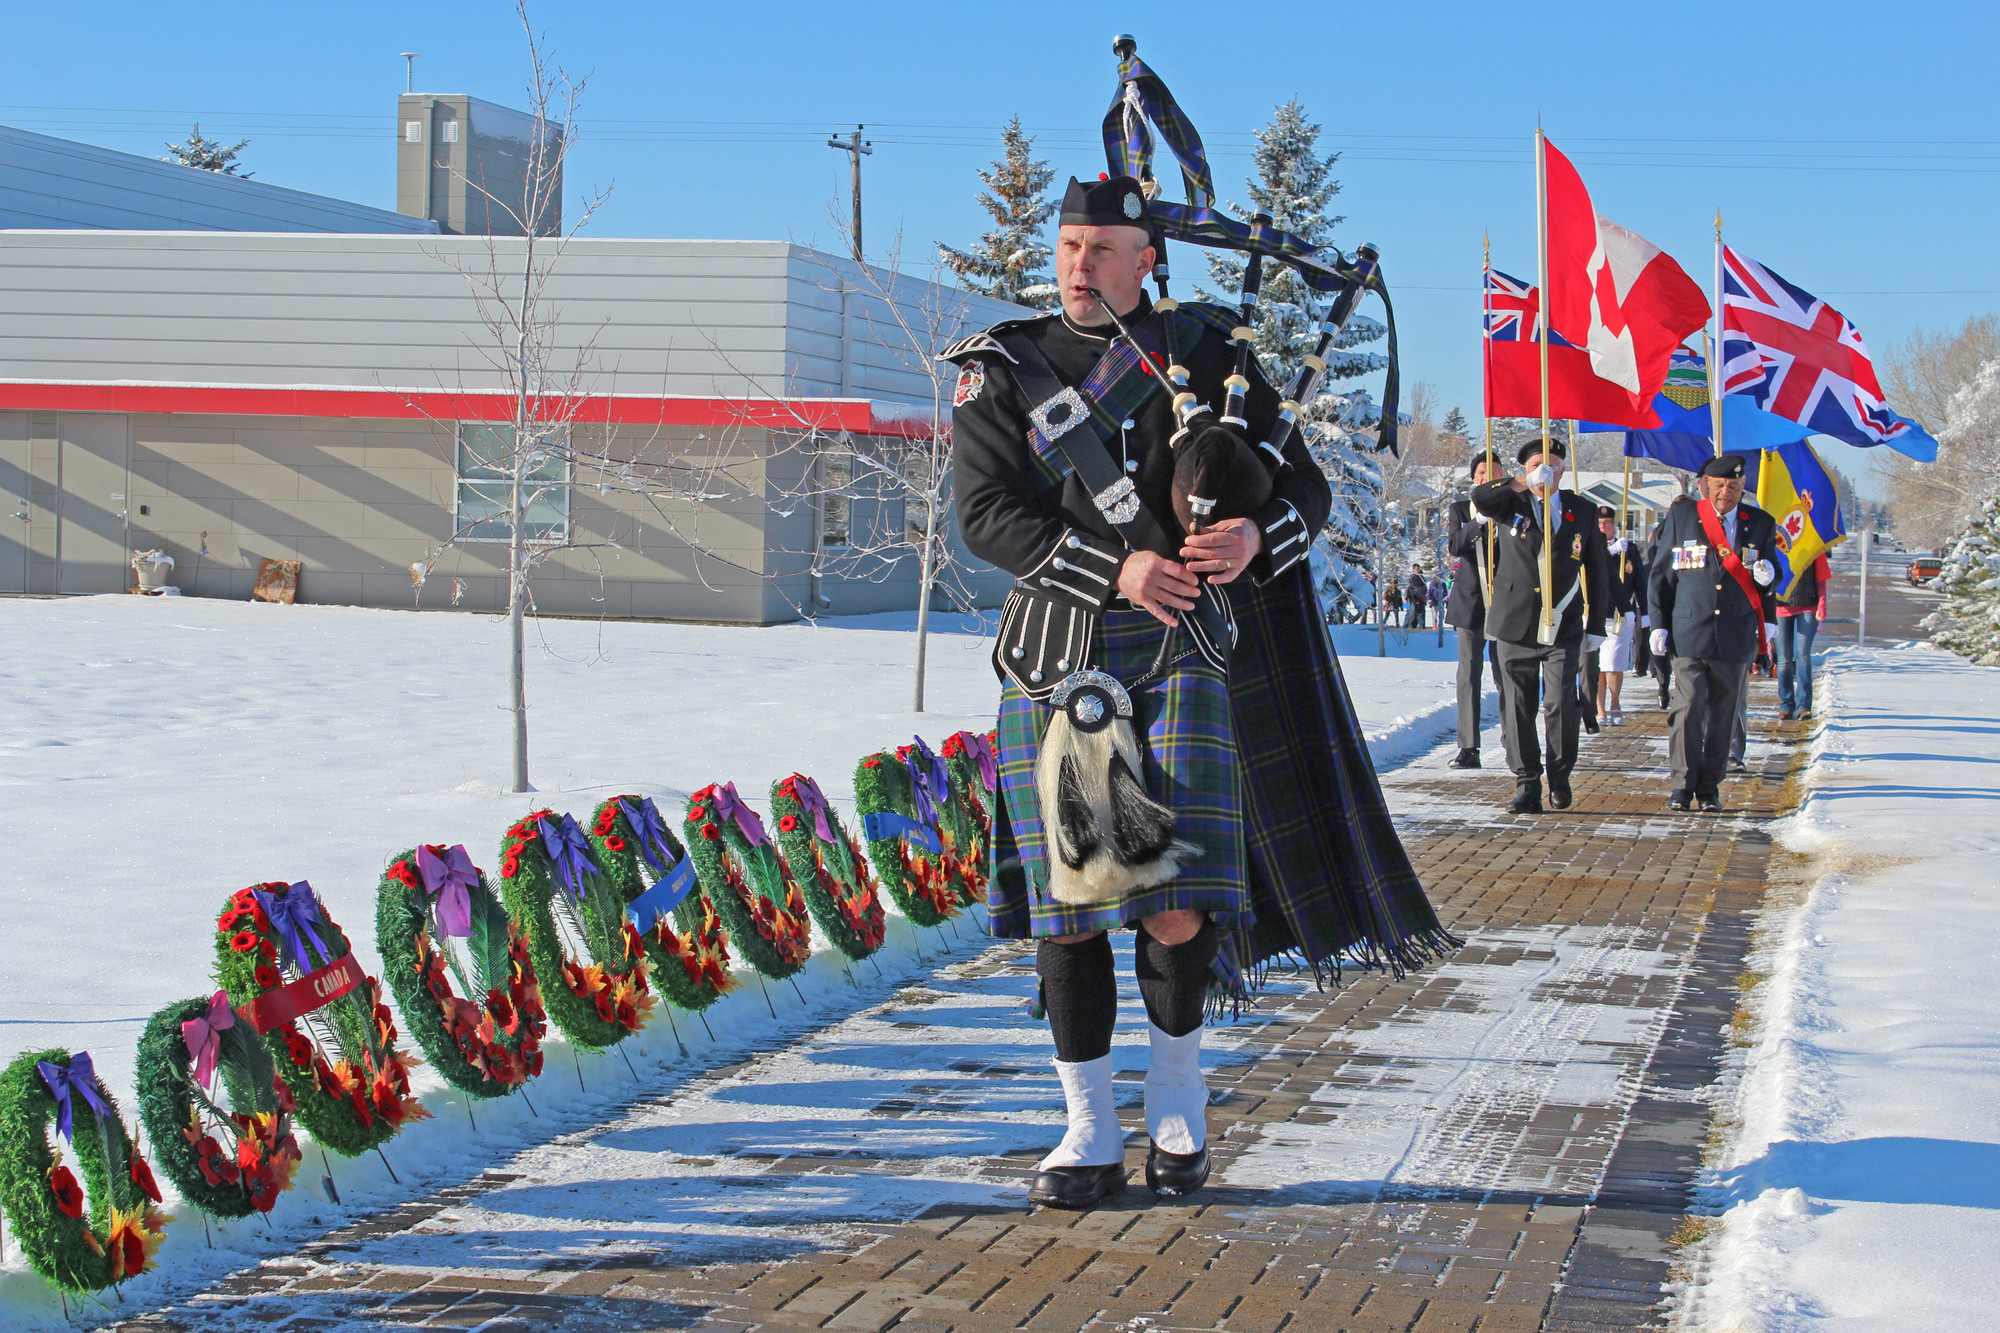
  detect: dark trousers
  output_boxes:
[1669,657,1748,798]
[1579,650,1601,723]
[1652,644,1673,706]
[1455,627,1503,750]
[1496,639,1583,784]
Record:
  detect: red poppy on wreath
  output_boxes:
[606,835,627,851]
[191,1135,239,1187]
[130,1150,163,1204]
[229,930,260,952]
[255,964,282,988]
[47,1162,84,1217]
[778,814,797,833]
[501,856,521,878]
[273,1075,297,1113]
[258,938,278,962]
[862,758,881,768]
[701,823,720,840]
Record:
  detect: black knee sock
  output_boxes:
[1134,918,1219,1037]
[1036,933,1117,1062]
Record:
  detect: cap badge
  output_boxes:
[1121,192,1143,219]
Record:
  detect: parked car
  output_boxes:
[1908,556,1944,586]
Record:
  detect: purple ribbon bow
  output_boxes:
[37,1052,110,1143]
[961,732,998,792]
[616,797,674,875]
[416,843,478,939]
[711,782,768,846]
[792,775,836,844]
[179,991,236,1091]
[905,736,950,827]
[537,814,601,905]
[253,881,333,973]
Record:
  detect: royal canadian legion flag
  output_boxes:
[1486,138,1711,429]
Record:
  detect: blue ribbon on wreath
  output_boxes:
[37,1052,110,1143]
[254,881,334,972]
[864,811,941,855]
[615,796,675,875]
[537,814,601,906]
[625,855,698,935]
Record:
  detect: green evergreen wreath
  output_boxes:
[496,810,655,1048]
[376,845,548,1099]
[0,1050,168,1296]
[942,729,998,882]
[769,773,887,962]
[854,748,964,929]
[215,883,428,1159]
[134,994,303,1218]
[586,796,734,1012]
[908,735,985,907]
[683,783,812,980]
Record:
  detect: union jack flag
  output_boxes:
[1719,247,1936,456]
[1484,267,1577,347]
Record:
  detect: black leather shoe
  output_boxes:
[1509,781,1542,815]
[1582,713,1600,735]
[1027,1162,1126,1210]
[1698,793,1724,813]
[1145,1144,1211,1197]
[1667,789,1691,812]
[1448,748,1482,769]
[1548,779,1572,810]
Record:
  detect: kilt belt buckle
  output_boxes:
[1047,669,1131,735]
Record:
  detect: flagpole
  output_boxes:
[1482,231,1498,599]
[1536,124,1556,646]
[1710,209,1725,460]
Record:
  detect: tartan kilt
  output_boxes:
[987,607,1250,946]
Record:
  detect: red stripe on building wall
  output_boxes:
[0,382,943,438]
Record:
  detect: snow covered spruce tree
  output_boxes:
[936,117,1059,310]
[1922,494,2000,665]
[1200,98,1389,621]
[161,125,251,175]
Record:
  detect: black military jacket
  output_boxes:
[1444,497,1490,632]
[950,295,1328,612]
[1646,496,1780,664]
[1469,480,1611,648]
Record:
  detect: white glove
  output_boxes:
[1587,634,1607,649]
[1752,559,1776,586]
[1640,614,1651,628]
[1527,464,1559,489]
[1474,509,1492,525]
[1765,622,1779,641]
[1607,537,1630,554]
[1650,628,1670,657]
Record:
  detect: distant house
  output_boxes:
[0,109,1020,621]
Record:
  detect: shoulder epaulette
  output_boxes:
[936,313,1056,365]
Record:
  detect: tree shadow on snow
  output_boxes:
[1733,1137,2000,1209]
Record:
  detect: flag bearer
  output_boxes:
[1446,452,1505,768]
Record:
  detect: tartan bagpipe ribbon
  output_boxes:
[1102,46,1401,452]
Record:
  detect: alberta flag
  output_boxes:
[1720,248,1939,461]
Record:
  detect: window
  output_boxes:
[455,423,570,543]
[404,120,423,143]
[440,120,460,143]
[819,449,852,548]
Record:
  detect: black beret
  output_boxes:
[1597,504,1617,518]
[1698,454,1747,479]
[1059,175,1151,230]
[1468,451,1502,479]
[1515,435,1568,465]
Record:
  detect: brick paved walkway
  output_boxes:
[112,678,1803,1333]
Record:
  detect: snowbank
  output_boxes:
[0,595,1454,1328]
[1685,643,2000,1331]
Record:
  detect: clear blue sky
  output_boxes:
[10,0,1997,492]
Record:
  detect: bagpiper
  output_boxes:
[950,173,1452,1210]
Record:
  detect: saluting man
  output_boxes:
[949,175,1446,1210]
[1471,435,1610,814]
[1647,454,1780,812]
[1445,451,1505,768]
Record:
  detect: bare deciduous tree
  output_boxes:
[1876,315,2000,547]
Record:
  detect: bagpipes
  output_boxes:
[1036,36,1401,906]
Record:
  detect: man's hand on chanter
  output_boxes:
[1180,518,1262,586]
[1119,550,1201,627]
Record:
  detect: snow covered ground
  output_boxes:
[1685,643,2000,1332]
[0,595,1458,1329]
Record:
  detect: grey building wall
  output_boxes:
[0,124,438,234]
[395,95,560,237]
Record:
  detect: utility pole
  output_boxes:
[400,52,420,93]
[826,125,872,263]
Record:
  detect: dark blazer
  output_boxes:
[1471,481,1611,648]
[1646,497,1781,664]
[1605,541,1646,618]
[1445,497,1490,632]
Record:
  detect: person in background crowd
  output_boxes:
[1644,517,1673,709]
[1776,550,1831,720]
[1593,504,1644,725]
[1446,452,1506,768]
[1384,579,1404,627]
[1405,564,1429,629]
[1648,455,1780,812]
[1428,571,1447,627]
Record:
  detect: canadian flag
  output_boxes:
[1543,137,1709,411]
